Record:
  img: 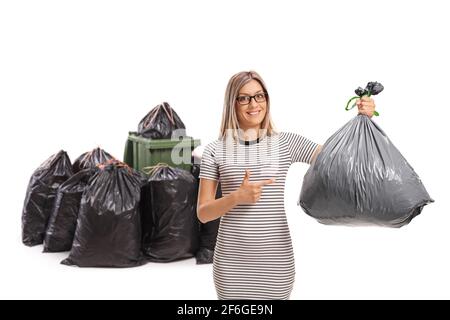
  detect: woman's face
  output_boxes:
[235,80,267,131]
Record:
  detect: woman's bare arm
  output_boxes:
[197,179,239,224]
[310,144,323,164]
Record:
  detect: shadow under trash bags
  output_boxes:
[299,114,434,227]
[22,150,73,247]
[141,164,200,263]
[62,160,148,268]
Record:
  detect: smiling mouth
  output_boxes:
[246,110,261,116]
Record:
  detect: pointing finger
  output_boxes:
[252,178,276,187]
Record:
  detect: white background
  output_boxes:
[1,0,448,300]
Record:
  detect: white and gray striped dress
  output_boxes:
[199,131,319,300]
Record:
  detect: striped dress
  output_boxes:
[199,131,319,300]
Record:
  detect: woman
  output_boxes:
[197,71,375,300]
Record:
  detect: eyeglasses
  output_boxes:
[236,93,268,105]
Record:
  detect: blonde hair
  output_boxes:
[219,70,277,140]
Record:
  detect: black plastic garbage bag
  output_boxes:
[62,161,146,267]
[72,147,114,173]
[141,164,199,262]
[22,150,73,246]
[45,150,124,252]
[138,102,186,139]
[191,164,222,265]
[43,168,94,252]
[299,115,434,227]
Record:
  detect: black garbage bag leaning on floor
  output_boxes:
[72,147,114,173]
[22,150,73,246]
[191,164,222,265]
[62,161,146,267]
[45,149,117,252]
[299,115,434,227]
[137,102,186,139]
[141,164,199,262]
[43,168,94,252]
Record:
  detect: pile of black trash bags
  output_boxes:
[22,103,221,267]
[22,148,219,267]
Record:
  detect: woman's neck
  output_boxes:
[238,126,261,141]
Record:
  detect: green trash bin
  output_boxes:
[124,132,201,172]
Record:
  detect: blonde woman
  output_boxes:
[197,71,375,300]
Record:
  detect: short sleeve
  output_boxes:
[283,132,319,164]
[199,142,219,181]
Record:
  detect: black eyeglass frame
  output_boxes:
[236,92,268,105]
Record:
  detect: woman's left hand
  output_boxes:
[357,96,376,118]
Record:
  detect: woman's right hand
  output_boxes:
[233,170,275,204]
